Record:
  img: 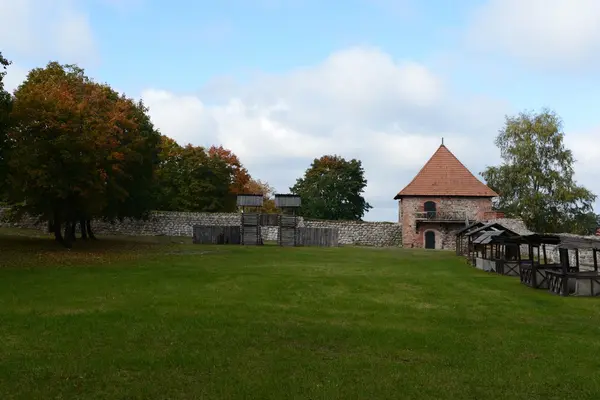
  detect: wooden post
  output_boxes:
[529,244,536,287]
[594,249,598,272]
[543,244,547,265]
[468,236,472,264]
[575,248,580,272]
[561,249,569,296]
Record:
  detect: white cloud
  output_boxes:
[465,0,600,69]
[142,46,509,221]
[0,0,97,65]
[1,0,597,221]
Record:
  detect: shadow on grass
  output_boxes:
[0,227,204,268]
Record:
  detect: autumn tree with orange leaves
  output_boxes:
[208,145,251,195]
[7,62,161,247]
[208,146,282,212]
[244,178,277,213]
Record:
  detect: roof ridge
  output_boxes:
[398,144,447,191]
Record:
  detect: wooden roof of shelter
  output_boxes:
[274,194,301,208]
[472,230,507,244]
[236,194,264,207]
[464,222,515,237]
[556,235,600,250]
[456,221,486,236]
[394,144,499,199]
[495,233,562,246]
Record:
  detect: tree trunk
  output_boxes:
[80,218,88,240]
[53,218,71,248]
[63,221,73,248]
[53,220,63,243]
[86,220,96,240]
[69,221,77,243]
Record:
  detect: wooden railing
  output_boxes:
[414,211,468,221]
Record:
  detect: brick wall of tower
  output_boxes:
[399,197,493,249]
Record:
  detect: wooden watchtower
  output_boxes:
[237,194,264,246]
[275,194,301,246]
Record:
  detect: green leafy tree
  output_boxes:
[100,96,161,225]
[290,155,372,220]
[0,52,12,202]
[571,212,600,236]
[154,141,235,212]
[481,108,596,234]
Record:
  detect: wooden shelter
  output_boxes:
[455,221,486,257]
[508,234,565,289]
[274,194,301,247]
[546,236,600,296]
[466,223,519,274]
[237,194,264,246]
[483,235,522,276]
[463,222,511,266]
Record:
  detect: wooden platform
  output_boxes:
[278,215,298,247]
[241,213,262,245]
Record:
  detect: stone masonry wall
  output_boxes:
[301,219,402,247]
[400,197,493,250]
[0,208,402,247]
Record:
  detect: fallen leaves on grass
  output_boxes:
[0,231,190,268]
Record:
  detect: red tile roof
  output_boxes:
[394,144,499,199]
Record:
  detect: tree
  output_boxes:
[0,52,12,202]
[290,155,372,220]
[208,145,251,196]
[152,135,183,211]
[7,62,161,246]
[570,212,600,236]
[154,142,235,212]
[481,108,596,234]
[244,178,277,213]
[100,96,161,225]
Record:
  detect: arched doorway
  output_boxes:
[424,231,436,249]
[424,201,436,219]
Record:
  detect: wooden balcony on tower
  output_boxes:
[414,210,469,224]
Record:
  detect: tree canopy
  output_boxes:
[0,55,282,247]
[481,108,596,234]
[6,62,162,246]
[154,140,235,212]
[290,155,372,220]
[0,52,12,201]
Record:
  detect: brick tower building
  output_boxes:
[394,143,498,250]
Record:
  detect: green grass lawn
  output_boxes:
[2,228,600,399]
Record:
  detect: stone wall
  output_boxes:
[0,208,402,247]
[301,219,402,247]
[399,197,494,250]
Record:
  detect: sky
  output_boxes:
[1,0,599,222]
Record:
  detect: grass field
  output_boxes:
[2,228,600,399]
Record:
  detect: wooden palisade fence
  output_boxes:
[193,225,241,244]
[191,194,340,247]
[297,227,339,247]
